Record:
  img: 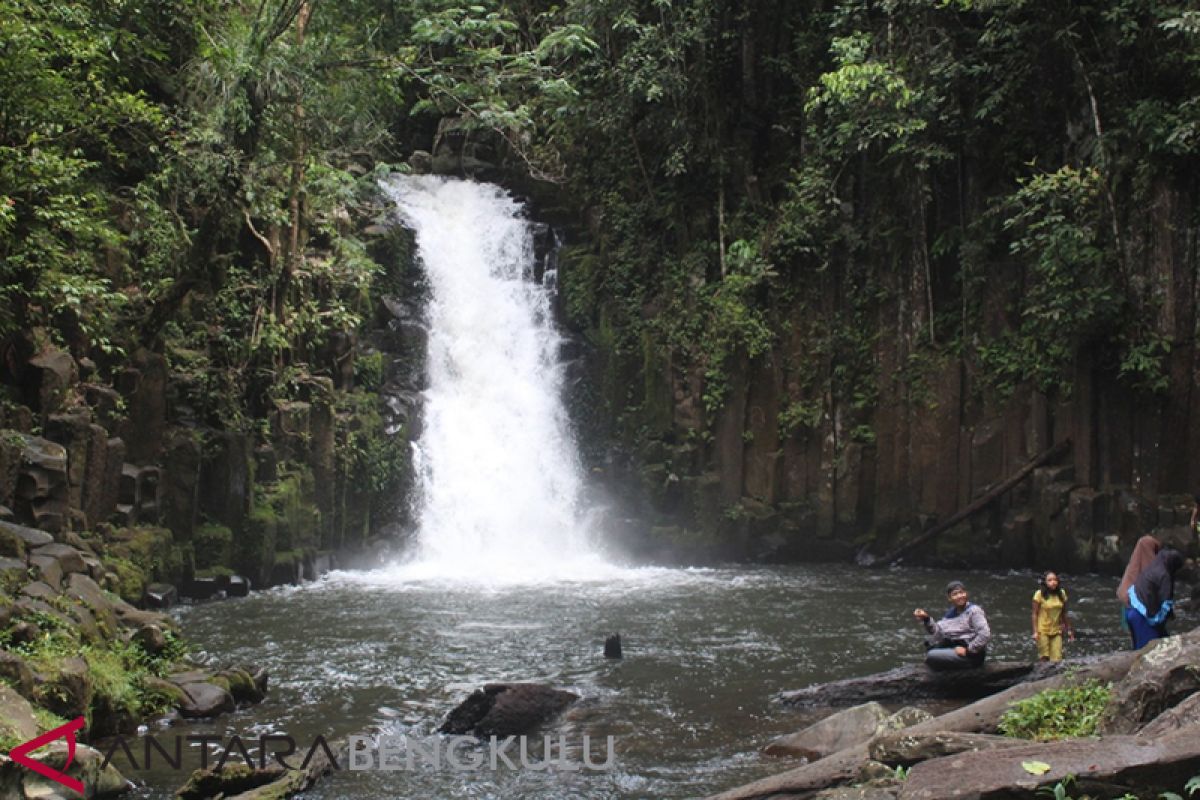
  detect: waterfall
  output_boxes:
[381,175,608,582]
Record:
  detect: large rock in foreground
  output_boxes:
[900,726,1200,800]
[765,703,934,761]
[1100,630,1200,735]
[439,683,579,738]
[0,742,131,799]
[766,703,890,760]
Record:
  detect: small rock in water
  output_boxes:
[604,633,622,659]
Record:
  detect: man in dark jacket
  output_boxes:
[914,580,992,670]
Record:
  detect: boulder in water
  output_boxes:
[439,683,579,737]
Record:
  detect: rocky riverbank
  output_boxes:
[710,626,1200,800]
[0,183,430,797]
[0,520,272,798]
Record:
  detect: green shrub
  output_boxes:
[999,680,1111,741]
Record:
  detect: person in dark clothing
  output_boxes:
[1125,547,1185,649]
[914,580,992,670]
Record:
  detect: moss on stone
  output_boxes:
[270,472,314,552]
[0,525,26,559]
[84,646,141,735]
[141,677,187,713]
[238,466,323,584]
[0,727,22,754]
[104,556,148,604]
[104,526,188,588]
[10,606,188,735]
[0,562,29,596]
[177,764,264,800]
[32,707,68,733]
[239,503,278,585]
[217,669,256,701]
[194,523,234,570]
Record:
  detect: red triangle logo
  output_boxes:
[8,716,86,794]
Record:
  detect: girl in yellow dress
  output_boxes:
[1031,571,1074,661]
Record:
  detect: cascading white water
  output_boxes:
[381,175,610,582]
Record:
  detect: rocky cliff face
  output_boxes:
[560,176,1200,573]
[0,210,421,599]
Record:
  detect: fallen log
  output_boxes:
[779,662,1054,708]
[870,439,1071,567]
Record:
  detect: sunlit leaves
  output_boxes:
[806,32,927,153]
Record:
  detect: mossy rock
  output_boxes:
[0,558,28,595]
[177,764,281,800]
[214,669,261,703]
[0,525,25,559]
[194,523,234,570]
[0,684,37,752]
[229,766,314,800]
[141,676,188,711]
[84,646,149,736]
[105,526,188,587]
[238,505,279,587]
[103,557,148,605]
[34,656,93,721]
[264,471,319,552]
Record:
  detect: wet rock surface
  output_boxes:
[900,726,1200,800]
[440,683,581,737]
[764,702,892,760]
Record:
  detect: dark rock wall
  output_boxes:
[567,181,1200,573]
[0,211,421,595]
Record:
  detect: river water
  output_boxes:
[124,564,1127,799]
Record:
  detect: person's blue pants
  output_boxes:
[1125,607,1167,649]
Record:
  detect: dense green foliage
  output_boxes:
[533,0,1200,429]
[2,0,1199,481]
[998,679,1111,741]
